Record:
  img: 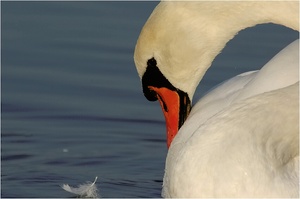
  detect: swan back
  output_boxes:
[235,39,299,101]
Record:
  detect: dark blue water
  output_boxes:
[1,2,298,198]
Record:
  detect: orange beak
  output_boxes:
[148,86,191,148]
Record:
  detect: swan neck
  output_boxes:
[233,2,299,31]
[189,1,299,99]
[134,1,299,102]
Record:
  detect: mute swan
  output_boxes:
[134,1,299,197]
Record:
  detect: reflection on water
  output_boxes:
[1,1,298,198]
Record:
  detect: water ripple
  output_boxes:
[21,114,164,125]
[2,154,33,161]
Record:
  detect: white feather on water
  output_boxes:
[61,176,99,198]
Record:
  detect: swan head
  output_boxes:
[134,2,227,148]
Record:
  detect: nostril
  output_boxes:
[157,94,168,112]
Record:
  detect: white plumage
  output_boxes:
[134,1,299,197]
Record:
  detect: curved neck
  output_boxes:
[134,1,299,102]
[217,1,299,39]
[185,1,299,100]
